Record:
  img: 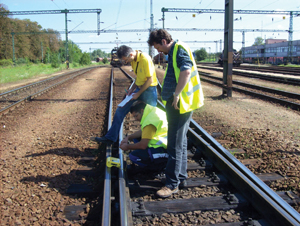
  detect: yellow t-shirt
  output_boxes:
[131,51,158,87]
[141,124,156,140]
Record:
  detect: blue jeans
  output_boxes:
[164,100,193,190]
[105,86,157,142]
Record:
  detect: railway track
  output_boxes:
[197,65,300,86]
[198,71,300,111]
[0,67,98,117]
[61,67,300,225]
[237,65,300,77]
[2,66,300,225]
[198,63,300,76]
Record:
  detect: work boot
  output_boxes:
[156,186,178,198]
[90,136,113,144]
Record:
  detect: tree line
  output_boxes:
[0,4,110,67]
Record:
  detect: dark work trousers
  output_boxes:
[164,100,193,190]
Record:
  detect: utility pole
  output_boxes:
[63,9,70,69]
[41,41,43,63]
[12,32,15,64]
[223,0,233,98]
[149,0,154,58]
[288,11,293,63]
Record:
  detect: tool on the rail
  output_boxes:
[106,157,121,168]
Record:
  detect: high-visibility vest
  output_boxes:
[140,105,168,149]
[163,40,204,114]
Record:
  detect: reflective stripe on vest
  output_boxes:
[154,135,167,146]
[171,40,204,114]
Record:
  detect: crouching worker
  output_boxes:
[120,101,168,173]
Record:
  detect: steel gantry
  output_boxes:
[161,7,300,63]
[9,27,287,64]
[3,9,102,65]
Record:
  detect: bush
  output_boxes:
[15,58,29,65]
[79,53,91,65]
[50,53,60,68]
[102,57,108,64]
[0,59,13,67]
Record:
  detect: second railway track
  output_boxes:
[198,71,300,111]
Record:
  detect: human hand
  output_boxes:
[120,142,128,151]
[127,88,134,95]
[120,137,129,145]
[132,92,140,100]
[172,95,180,110]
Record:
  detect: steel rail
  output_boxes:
[199,73,300,111]
[102,68,114,226]
[0,67,96,97]
[188,128,300,225]
[197,65,300,86]
[118,121,133,226]
[117,69,135,225]
[155,78,300,224]
[0,68,92,117]
[200,71,300,99]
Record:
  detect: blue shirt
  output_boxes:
[161,41,193,101]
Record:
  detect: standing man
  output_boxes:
[90,45,158,144]
[120,101,168,172]
[147,29,204,198]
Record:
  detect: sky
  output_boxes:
[1,0,300,55]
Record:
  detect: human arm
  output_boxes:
[120,129,142,145]
[120,125,156,151]
[172,46,193,109]
[172,69,191,109]
[132,76,152,100]
[127,83,137,96]
[120,138,150,151]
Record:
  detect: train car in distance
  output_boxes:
[243,39,300,65]
[218,49,242,67]
[110,47,123,67]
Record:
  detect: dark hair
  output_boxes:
[117,45,133,59]
[147,29,173,46]
[130,101,146,114]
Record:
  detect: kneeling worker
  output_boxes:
[120,101,168,171]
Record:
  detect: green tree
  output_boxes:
[253,37,264,46]
[79,52,91,65]
[91,49,109,61]
[68,42,82,64]
[195,48,207,62]
[50,53,60,68]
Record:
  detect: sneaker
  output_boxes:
[160,178,187,189]
[156,186,178,198]
[90,136,113,144]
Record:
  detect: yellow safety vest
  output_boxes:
[163,40,204,114]
[140,105,168,149]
